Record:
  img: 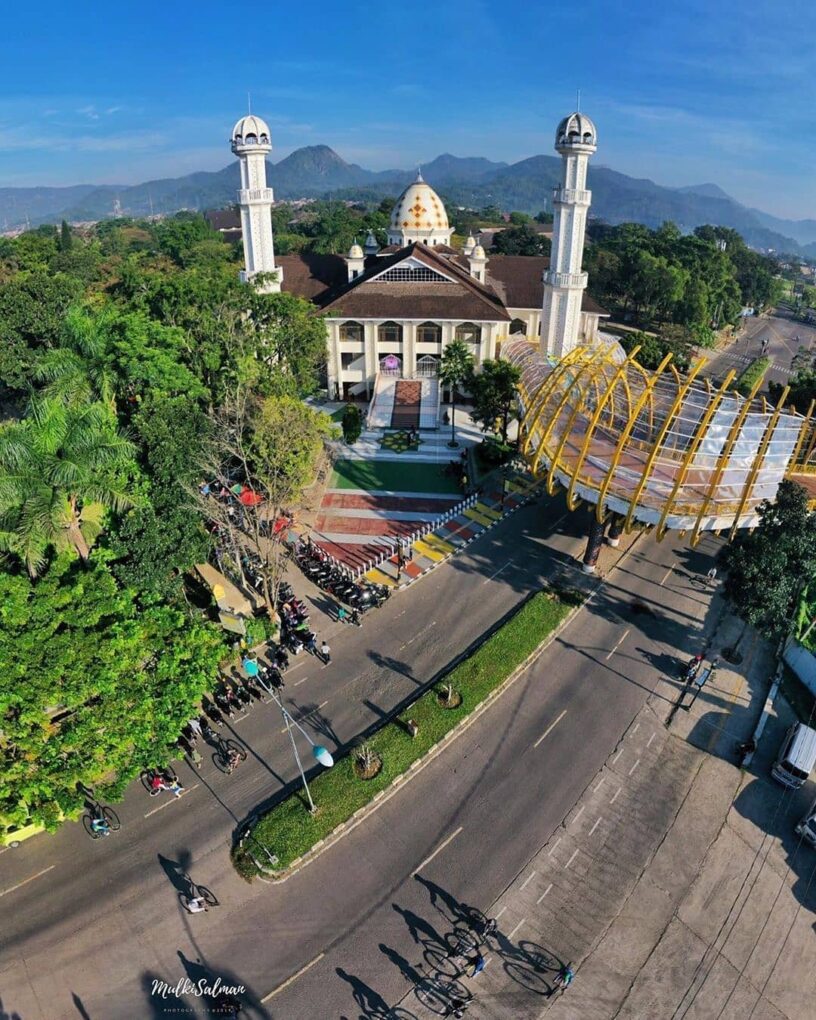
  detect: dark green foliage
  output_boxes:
[491,224,550,256]
[0,552,225,830]
[722,480,816,641]
[469,358,521,442]
[342,404,362,444]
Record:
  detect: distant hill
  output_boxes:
[2,145,813,256]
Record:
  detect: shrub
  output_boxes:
[342,404,362,444]
[734,356,771,397]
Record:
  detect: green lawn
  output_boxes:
[233,589,579,879]
[330,458,461,494]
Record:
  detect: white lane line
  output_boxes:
[610,787,622,805]
[508,918,526,940]
[548,836,562,857]
[605,628,631,661]
[280,701,329,734]
[537,883,553,904]
[660,565,674,586]
[495,906,507,919]
[401,620,437,650]
[519,870,536,891]
[534,709,568,748]
[588,816,603,836]
[628,758,641,776]
[0,864,56,899]
[631,722,640,736]
[262,953,325,1002]
[293,676,308,687]
[611,748,623,765]
[647,732,656,748]
[144,785,198,818]
[413,826,463,875]
[564,849,579,870]
[483,559,514,584]
[593,776,606,794]
[572,805,585,825]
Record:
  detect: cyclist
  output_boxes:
[186,895,209,913]
[90,814,110,836]
[150,773,167,794]
[227,748,243,772]
[555,962,574,989]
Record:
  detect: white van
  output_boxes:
[795,797,816,848]
[771,723,816,789]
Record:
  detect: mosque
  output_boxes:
[229,112,816,567]
[229,111,607,426]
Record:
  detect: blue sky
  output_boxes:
[3,0,815,218]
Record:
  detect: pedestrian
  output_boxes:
[320,640,331,664]
[469,951,486,977]
[190,747,203,769]
[186,896,208,914]
[168,779,184,798]
[706,566,718,585]
[337,605,348,624]
[461,473,468,493]
[188,717,203,741]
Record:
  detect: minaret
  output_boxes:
[230,114,282,293]
[540,112,597,359]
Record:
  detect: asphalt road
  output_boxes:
[0,498,720,1020]
[702,307,816,388]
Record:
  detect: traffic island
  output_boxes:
[232,587,582,881]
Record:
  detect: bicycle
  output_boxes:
[214,738,248,774]
[82,804,121,839]
[180,883,219,912]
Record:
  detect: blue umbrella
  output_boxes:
[242,657,259,677]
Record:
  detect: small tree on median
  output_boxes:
[469,358,521,444]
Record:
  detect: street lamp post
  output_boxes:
[248,658,334,812]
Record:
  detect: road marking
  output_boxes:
[593,777,606,794]
[495,906,507,919]
[280,702,328,734]
[262,953,325,1002]
[537,883,553,904]
[605,628,631,661]
[0,864,55,899]
[548,836,562,857]
[508,918,526,940]
[628,758,641,776]
[293,677,308,686]
[144,784,198,818]
[631,723,640,736]
[483,559,514,584]
[572,805,585,825]
[520,870,536,891]
[564,849,579,870]
[647,732,656,748]
[660,565,674,585]
[401,620,436,650]
[588,816,603,836]
[534,709,568,748]
[611,748,623,765]
[610,786,622,805]
[413,826,463,875]
[397,609,407,618]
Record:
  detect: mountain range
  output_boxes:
[3,145,815,257]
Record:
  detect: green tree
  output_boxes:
[0,398,136,575]
[469,359,521,443]
[342,403,362,444]
[492,224,550,256]
[244,290,327,396]
[0,552,225,830]
[59,220,73,252]
[722,480,816,643]
[440,339,475,448]
[34,306,118,407]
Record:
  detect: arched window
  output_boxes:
[416,355,439,377]
[509,318,526,335]
[339,321,364,342]
[417,321,442,344]
[455,322,481,344]
[378,321,403,344]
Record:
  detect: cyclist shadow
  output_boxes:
[158,852,200,907]
[492,933,562,997]
[176,952,271,1018]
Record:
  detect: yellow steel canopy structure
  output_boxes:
[505,339,816,543]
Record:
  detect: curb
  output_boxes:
[245,531,640,883]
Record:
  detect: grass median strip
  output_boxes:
[233,588,579,880]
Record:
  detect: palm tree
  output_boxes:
[34,306,117,408]
[439,339,475,448]
[0,398,136,576]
